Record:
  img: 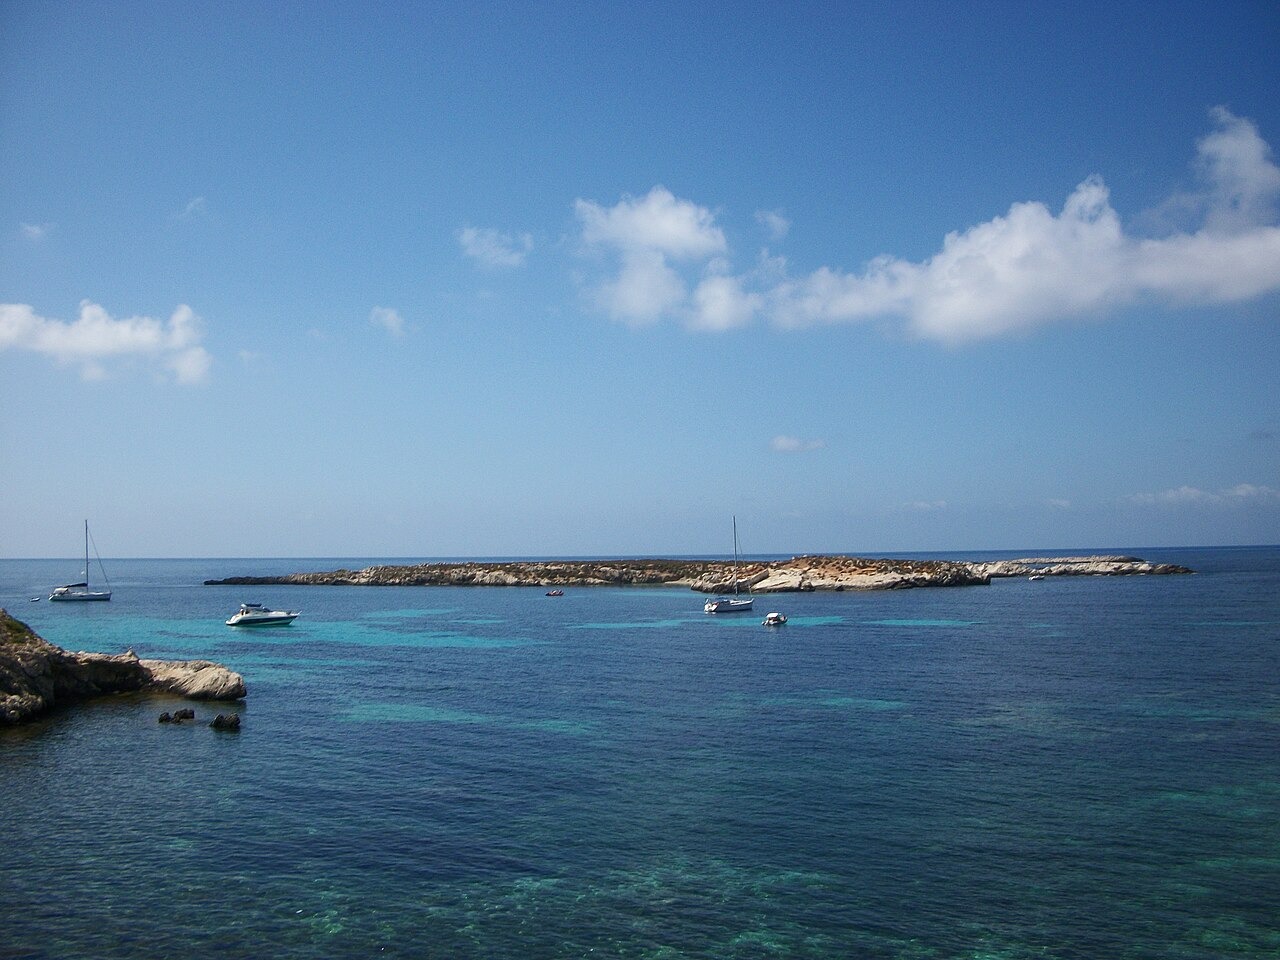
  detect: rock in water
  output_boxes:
[140,660,247,700]
[0,608,246,726]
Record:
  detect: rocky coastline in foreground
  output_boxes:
[204,554,1192,593]
[0,609,246,726]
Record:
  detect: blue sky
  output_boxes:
[3,0,1278,558]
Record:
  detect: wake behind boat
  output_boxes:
[226,603,299,627]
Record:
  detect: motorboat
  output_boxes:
[49,521,112,602]
[545,589,564,597]
[1028,574,1045,581]
[762,612,788,626]
[226,603,299,627]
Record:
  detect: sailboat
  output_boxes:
[704,516,754,613]
[49,520,112,601]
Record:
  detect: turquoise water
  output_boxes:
[2,548,1279,959]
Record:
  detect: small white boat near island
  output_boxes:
[226,603,300,627]
[762,612,787,626]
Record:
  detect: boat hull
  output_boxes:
[49,591,112,602]
[705,598,754,613]
[226,614,298,627]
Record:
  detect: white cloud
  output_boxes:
[1196,106,1280,233]
[575,110,1280,342]
[767,108,1280,342]
[0,301,211,383]
[771,435,825,453]
[459,226,533,267]
[369,306,406,337]
[590,249,685,325]
[577,186,725,258]
[1128,483,1280,506]
[904,500,948,511]
[691,273,762,331]
[576,187,731,326]
[21,222,53,240]
[1046,498,1072,510]
[756,209,790,240]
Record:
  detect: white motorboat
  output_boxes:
[226,603,299,627]
[704,515,754,614]
[762,612,788,626]
[49,521,112,601]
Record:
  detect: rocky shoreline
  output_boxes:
[0,609,246,726]
[204,554,1192,593]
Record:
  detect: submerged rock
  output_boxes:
[210,713,241,731]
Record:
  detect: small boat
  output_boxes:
[545,589,564,597]
[226,603,299,627]
[49,520,112,601]
[704,515,754,613]
[1028,574,1045,581]
[762,612,787,626]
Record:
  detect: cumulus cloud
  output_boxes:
[771,108,1280,342]
[576,187,728,326]
[459,226,533,267]
[1128,483,1280,505]
[691,272,762,331]
[576,110,1280,341]
[577,186,725,258]
[0,301,211,383]
[369,306,406,337]
[771,435,825,453]
[21,222,53,240]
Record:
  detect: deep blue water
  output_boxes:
[2,547,1278,959]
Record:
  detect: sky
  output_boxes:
[2,0,1279,558]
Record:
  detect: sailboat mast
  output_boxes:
[84,519,90,587]
[732,514,742,599]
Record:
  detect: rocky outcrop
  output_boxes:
[140,658,247,700]
[751,556,990,591]
[204,553,1191,596]
[0,609,245,726]
[966,556,1195,578]
[206,558,714,588]
[207,555,996,593]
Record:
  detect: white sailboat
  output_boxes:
[705,516,754,613]
[49,520,112,601]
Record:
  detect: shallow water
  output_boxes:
[2,548,1278,959]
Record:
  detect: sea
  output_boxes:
[1,547,1278,960]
